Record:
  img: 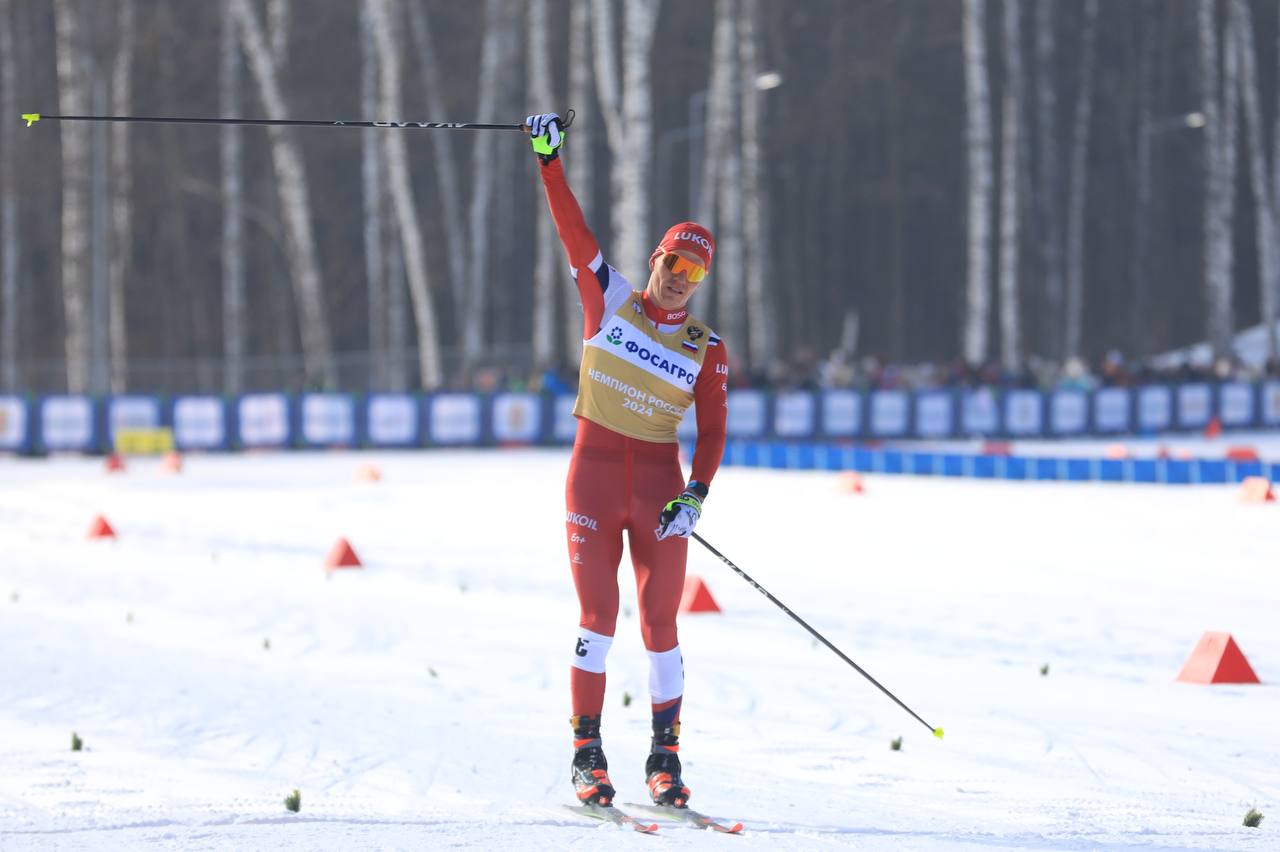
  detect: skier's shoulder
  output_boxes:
[682,314,721,350]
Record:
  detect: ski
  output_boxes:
[563,803,660,834]
[624,802,745,834]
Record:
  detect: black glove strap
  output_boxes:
[686,480,709,501]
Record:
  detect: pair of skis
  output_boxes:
[564,801,744,834]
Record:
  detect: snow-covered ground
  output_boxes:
[0,449,1276,850]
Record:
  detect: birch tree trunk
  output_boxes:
[713,12,745,355]
[1129,0,1156,356]
[1200,0,1237,361]
[0,0,18,390]
[564,0,592,364]
[230,0,335,388]
[462,0,513,376]
[617,1,660,280]
[998,0,1023,369]
[220,0,246,395]
[268,0,289,66]
[359,0,387,390]
[528,0,559,371]
[739,0,775,371]
[368,0,442,389]
[593,0,660,279]
[697,0,735,234]
[1034,0,1064,360]
[108,0,134,393]
[54,0,91,393]
[962,0,994,365]
[1233,0,1276,361]
[406,0,469,322]
[1063,0,1098,360]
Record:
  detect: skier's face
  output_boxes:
[647,249,705,311]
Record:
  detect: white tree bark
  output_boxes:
[1064,0,1098,360]
[368,0,442,389]
[1034,0,1064,360]
[0,0,18,390]
[528,0,559,371]
[593,0,660,279]
[54,0,91,393]
[230,0,335,388]
[739,0,774,371]
[697,0,736,233]
[712,3,744,352]
[1231,0,1276,362]
[220,0,246,395]
[962,0,994,365]
[564,0,592,365]
[997,0,1023,369]
[108,0,135,393]
[1129,0,1156,356]
[406,0,470,323]
[268,0,289,67]
[359,0,387,390]
[1200,0,1237,360]
[462,0,514,375]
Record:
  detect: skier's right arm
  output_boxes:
[528,113,632,338]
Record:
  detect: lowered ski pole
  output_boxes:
[691,532,943,739]
[22,108,575,133]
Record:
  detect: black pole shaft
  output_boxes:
[25,113,525,131]
[691,532,941,737]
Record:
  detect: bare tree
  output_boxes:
[359,0,387,389]
[1231,0,1275,362]
[563,0,592,366]
[739,0,775,371]
[1129,0,1157,357]
[1034,0,1064,360]
[230,0,335,388]
[368,0,442,389]
[54,0,91,393]
[528,0,560,373]
[268,0,289,66]
[1199,0,1238,361]
[108,0,135,393]
[406,0,469,323]
[0,0,18,390]
[220,0,246,395]
[593,0,660,279]
[998,0,1023,369]
[712,2,744,352]
[962,0,994,365]
[1064,0,1099,360]
[462,0,515,377]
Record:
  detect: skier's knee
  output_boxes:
[571,628,613,673]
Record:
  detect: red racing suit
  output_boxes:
[539,157,728,724]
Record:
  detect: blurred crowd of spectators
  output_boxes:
[478,349,1280,396]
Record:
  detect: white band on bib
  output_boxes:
[571,628,613,674]
[647,645,684,702]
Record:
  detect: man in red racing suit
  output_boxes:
[527,113,728,810]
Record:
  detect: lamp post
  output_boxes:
[654,70,783,227]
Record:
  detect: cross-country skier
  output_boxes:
[525,113,729,810]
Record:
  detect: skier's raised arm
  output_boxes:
[526,112,633,337]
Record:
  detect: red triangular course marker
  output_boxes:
[679,575,720,614]
[87,515,117,539]
[1238,476,1275,503]
[1176,632,1261,684]
[324,537,363,569]
[104,453,126,473]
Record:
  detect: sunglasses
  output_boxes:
[661,251,707,283]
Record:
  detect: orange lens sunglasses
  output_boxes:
[661,251,707,283]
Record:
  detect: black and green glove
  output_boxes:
[656,480,709,541]
[526,112,565,162]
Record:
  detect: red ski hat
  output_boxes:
[650,221,715,273]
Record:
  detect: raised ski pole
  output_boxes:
[22,108,575,133]
[691,532,943,739]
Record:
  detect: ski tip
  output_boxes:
[933,727,944,740]
[21,113,40,127]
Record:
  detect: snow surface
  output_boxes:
[0,449,1276,851]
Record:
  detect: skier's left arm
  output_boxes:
[656,341,729,540]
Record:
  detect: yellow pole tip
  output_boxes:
[21,113,40,127]
[933,727,944,739]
